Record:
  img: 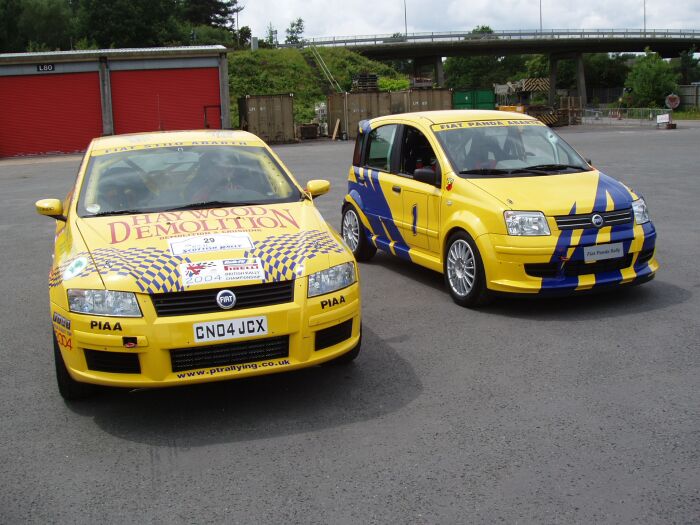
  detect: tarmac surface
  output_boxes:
[0,123,698,523]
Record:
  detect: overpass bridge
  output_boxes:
[284,29,700,105]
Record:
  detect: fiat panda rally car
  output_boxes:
[341,110,657,307]
[37,130,361,400]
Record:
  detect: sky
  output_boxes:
[238,0,700,41]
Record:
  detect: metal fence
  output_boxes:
[582,107,672,126]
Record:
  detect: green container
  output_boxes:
[453,90,495,110]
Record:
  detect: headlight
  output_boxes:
[307,262,356,297]
[504,211,551,236]
[67,289,142,317]
[632,198,650,224]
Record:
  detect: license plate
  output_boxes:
[193,316,268,343]
[583,242,623,262]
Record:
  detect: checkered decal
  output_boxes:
[243,230,345,282]
[49,248,192,294]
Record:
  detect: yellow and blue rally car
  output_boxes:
[341,110,657,307]
[37,130,361,400]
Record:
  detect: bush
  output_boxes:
[624,49,679,107]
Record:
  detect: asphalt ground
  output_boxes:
[1,124,698,524]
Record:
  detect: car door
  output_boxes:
[356,124,408,256]
[391,124,442,254]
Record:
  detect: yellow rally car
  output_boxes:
[341,110,657,307]
[37,130,361,400]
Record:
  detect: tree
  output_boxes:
[265,22,277,46]
[673,47,700,84]
[18,0,73,51]
[624,49,679,107]
[444,26,527,89]
[77,0,185,48]
[285,18,304,45]
[0,0,26,51]
[182,0,241,29]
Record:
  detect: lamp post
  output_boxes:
[643,0,646,35]
[404,0,408,38]
[539,0,542,33]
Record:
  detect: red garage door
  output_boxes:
[111,68,221,134]
[0,72,102,157]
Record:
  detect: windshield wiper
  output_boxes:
[458,167,552,176]
[459,168,514,175]
[166,200,261,211]
[523,163,588,172]
[90,209,149,217]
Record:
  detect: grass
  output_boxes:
[671,109,700,120]
[227,47,407,126]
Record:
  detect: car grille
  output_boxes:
[170,335,289,372]
[151,281,295,317]
[525,254,634,278]
[315,319,353,351]
[84,349,141,374]
[555,208,633,230]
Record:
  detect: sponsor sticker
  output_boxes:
[583,242,624,262]
[432,119,545,132]
[193,316,268,343]
[180,258,265,288]
[63,256,89,281]
[169,233,254,256]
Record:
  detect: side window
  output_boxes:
[400,126,438,177]
[352,133,364,166]
[364,124,398,172]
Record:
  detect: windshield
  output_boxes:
[77,145,302,217]
[434,120,590,177]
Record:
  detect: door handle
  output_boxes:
[392,186,402,193]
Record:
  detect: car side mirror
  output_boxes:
[413,168,438,187]
[305,179,331,197]
[35,198,66,221]
[586,158,593,165]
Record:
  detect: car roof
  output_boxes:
[367,109,537,126]
[90,129,263,150]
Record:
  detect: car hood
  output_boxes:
[466,169,637,216]
[65,202,349,294]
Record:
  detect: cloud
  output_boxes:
[238,0,700,40]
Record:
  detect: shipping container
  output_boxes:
[453,90,496,110]
[328,89,453,139]
[678,84,700,110]
[238,93,295,143]
[405,89,453,113]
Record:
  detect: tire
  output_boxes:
[444,231,492,308]
[53,332,96,401]
[341,204,376,262]
[327,326,362,365]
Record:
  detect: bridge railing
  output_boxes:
[280,29,700,48]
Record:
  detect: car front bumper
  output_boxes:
[51,279,361,388]
[476,221,658,295]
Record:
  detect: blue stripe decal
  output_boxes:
[592,171,635,287]
[592,172,633,212]
[633,221,656,274]
[359,120,372,135]
[349,167,411,261]
[540,202,579,293]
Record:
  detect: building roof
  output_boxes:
[0,46,227,65]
